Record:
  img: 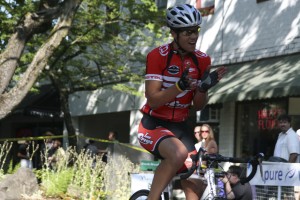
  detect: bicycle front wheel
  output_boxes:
[129,189,149,200]
[129,189,162,200]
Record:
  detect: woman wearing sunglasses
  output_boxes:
[199,124,218,155]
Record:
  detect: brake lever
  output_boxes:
[255,153,265,183]
[257,153,265,183]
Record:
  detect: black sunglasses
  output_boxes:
[180,26,201,37]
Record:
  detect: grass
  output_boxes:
[0,141,140,200]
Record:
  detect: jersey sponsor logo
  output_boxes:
[159,44,169,56]
[167,101,190,108]
[195,51,208,58]
[167,65,180,75]
[189,67,197,73]
[138,133,153,145]
[145,74,162,81]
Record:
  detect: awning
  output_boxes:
[13,84,62,118]
[208,53,300,104]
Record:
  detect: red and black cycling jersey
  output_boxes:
[141,43,211,122]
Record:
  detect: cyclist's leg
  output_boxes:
[138,115,188,200]
[148,137,188,200]
[182,179,207,200]
[174,123,207,199]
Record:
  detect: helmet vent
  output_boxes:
[166,4,202,29]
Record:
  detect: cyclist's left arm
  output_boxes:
[192,91,209,111]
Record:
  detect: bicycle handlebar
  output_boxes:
[180,149,264,184]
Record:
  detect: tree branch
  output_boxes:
[0,4,62,94]
[0,0,83,119]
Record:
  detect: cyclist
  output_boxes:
[137,3,227,200]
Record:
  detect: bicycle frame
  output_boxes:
[181,148,264,199]
[129,148,264,200]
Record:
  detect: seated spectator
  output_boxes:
[221,165,252,200]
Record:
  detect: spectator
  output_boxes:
[199,124,225,198]
[194,126,203,151]
[200,124,218,155]
[44,131,55,150]
[47,139,64,169]
[221,165,252,200]
[273,114,299,163]
[107,131,119,142]
[84,139,99,168]
[100,131,119,163]
[84,139,99,158]
[273,114,300,199]
[17,140,32,169]
[38,131,55,169]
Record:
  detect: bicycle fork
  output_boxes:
[204,169,217,200]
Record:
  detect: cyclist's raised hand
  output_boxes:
[176,67,198,91]
[198,66,227,92]
[176,67,190,91]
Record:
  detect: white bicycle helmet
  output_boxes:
[166,4,202,29]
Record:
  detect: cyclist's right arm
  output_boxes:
[145,49,183,109]
[145,80,181,109]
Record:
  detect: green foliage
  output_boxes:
[0,0,39,50]
[45,0,167,93]
[41,168,74,197]
[0,0,169,123]
[6,160,19,175]
[103,154,140,199]
[68,150,107,199]
[0,141,141,199]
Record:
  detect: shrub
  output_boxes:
[1,141,141,199]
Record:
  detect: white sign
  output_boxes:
[131,173,154,193]
[249,161,300,186]
[130,173,169,200]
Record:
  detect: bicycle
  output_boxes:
[129,148,264,200]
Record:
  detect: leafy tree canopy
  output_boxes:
[0,0,168,119]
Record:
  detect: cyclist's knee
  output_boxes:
[174,148,189,163]
[160,139,188,164]
[164,148,188,167]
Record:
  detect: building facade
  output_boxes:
[69,0,300,158]
[197,0,300,158]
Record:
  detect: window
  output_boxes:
[197,105,220,123]
[236,99,287,159]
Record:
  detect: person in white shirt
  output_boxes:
[194,126,203,151]
[273,114,300,163]
[273,115,300,200]
[297,129,300,141]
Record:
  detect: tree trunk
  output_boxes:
[49,68,77,147]
[0,4,61,94]
[60,90,77,147]
[0,0,82,120]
